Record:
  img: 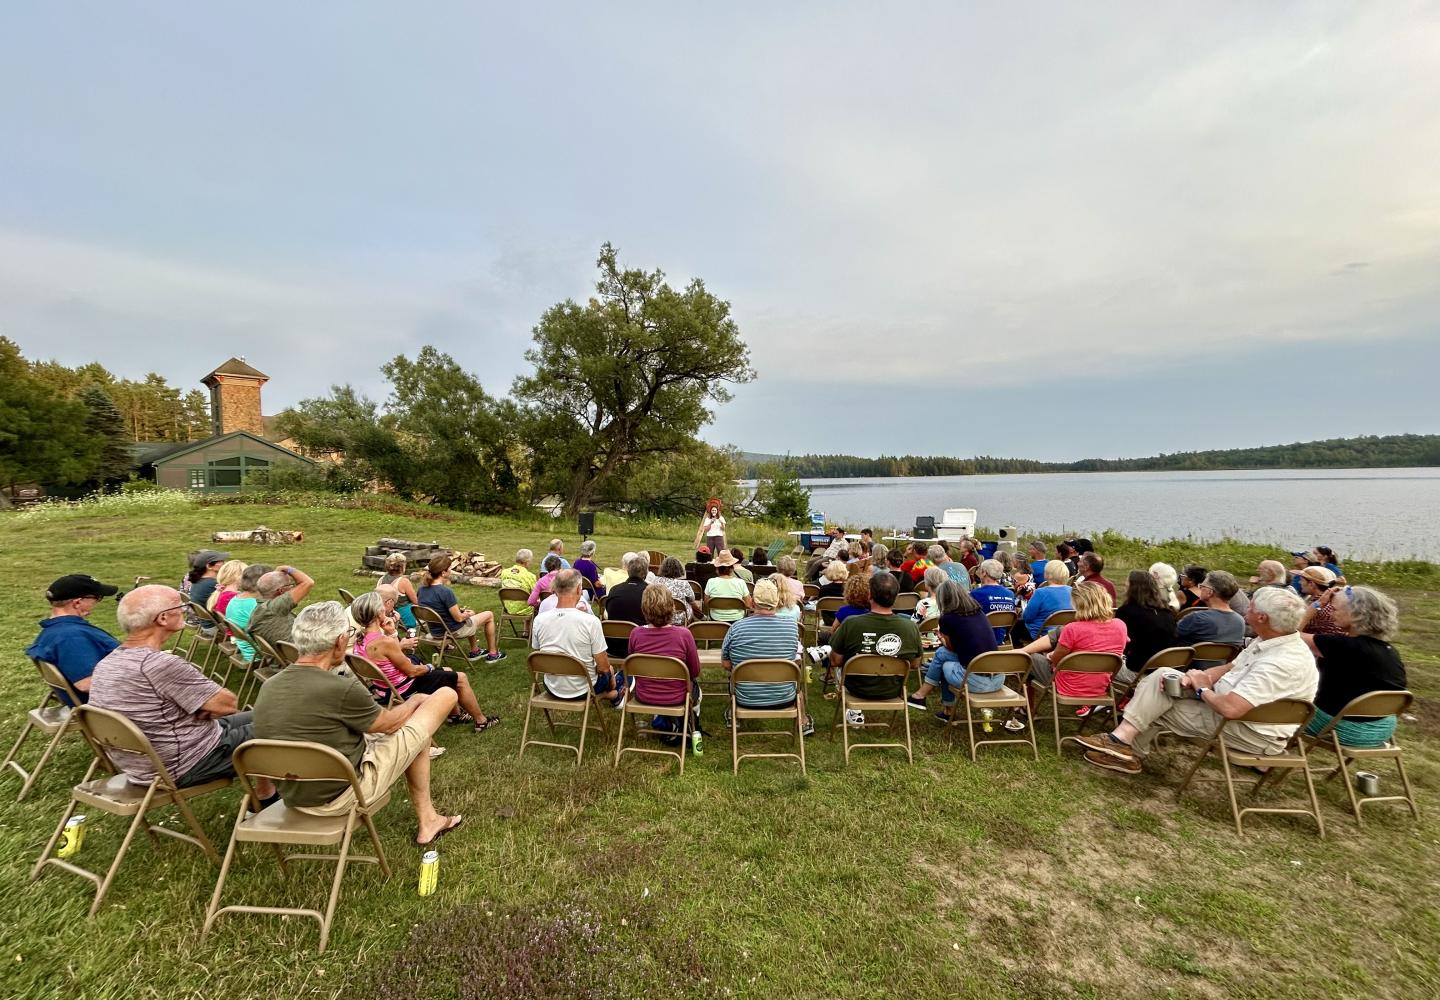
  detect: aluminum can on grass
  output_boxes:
[418,850,439,896]
[58,815,87,858]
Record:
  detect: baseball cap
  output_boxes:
[752,578,780,609]
[697,545,710,556]
[190,549,229,570]
[46,574,119,602]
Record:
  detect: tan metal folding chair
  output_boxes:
[1040,651,1123,753]
[689,620,731,696]
[600,620,635,668]
[186,602,236,681]
[814,596,844,626]
[688,580,704,602]
[951,651,1038,762]
[2,660,84,801]
[31,706,229,916]
[892,592,920,615]
[985,610,1017,650]
[614,655,694,773]
[412,605,466,666]
[519,651,611,766]
[1176,606,1204,621]
[1290,690,1418,826]
[648,550,666,574]
[1174,698,1324,837]
[224,619,274,707]
[344,651,404,707]
[705,595,748,621]
[830,654,913,764]
[803,583,821,602]
[495,587,534,639]
[202,740,393,953]
[1190,641,1241,665]
[1113,646,1194,705]
[1043,609,1077,629]
[731,659,806,775]
[336,587,356,607]
[177,601,220,667]
[275,640,300,666]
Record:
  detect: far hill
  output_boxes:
[739,433,1440,479]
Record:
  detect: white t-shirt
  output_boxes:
[531,607,606,699]
[1215,631,1318,743]
[702,514,726,538]
[537,593,590,617]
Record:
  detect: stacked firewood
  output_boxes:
[448,551,502,579]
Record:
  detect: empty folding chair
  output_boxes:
[1,660,83,801]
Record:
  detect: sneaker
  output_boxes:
[1082,749,1142,775]
[484,650,507,663]
[466,648,487,661]
[723,706,733,728]
[845,708,865,727]
[1003,716,1027,733]
[1075,705,1094,718]
[805,644,831,664]
[1073,731,1137,761]
[905,694,928,712]
[935,707,954,724]
[611,689,627,711]
[801,713,815,737]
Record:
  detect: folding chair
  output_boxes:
[803,583,821,603]
[731,659,806,775]
[1113,646,1194,706]
[1190,641,1241,665]
[614,655,694,773]
[217,621,268,709]
[985,610,1017,650]
[1,660,84,801]
[601,620,636,667]
[202,740,393,953]
[591,594,606,619]
[952,651,1038,761]
[647,550,666,574]
[688,580,705,602]
[179,602,231,679]
[344,652,404,707]
[689,620,731,696]
[1043,609,1076,629]
[1287,690,1418,826]
[519,652,611,766]
[830,655,913,764]
[31,706,228,916]
[1176,606,1204,621]
[814,596,844,625]
[412,605,468,666]
[497,587,534,639]
[275,640,300,667]
[1174,698,1324,838]
[1041,651,1123,754]
[892,592,920,615]
[336,587,356,607]
[177,601,222,668]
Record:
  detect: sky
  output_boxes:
[2,2,1438,461]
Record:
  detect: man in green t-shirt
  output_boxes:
[246,565,315,653]
[829,572,921,725]
[253,600,465,847]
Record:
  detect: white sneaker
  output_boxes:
[805,644,831,664]
[845,708,865,727]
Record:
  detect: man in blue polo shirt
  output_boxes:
[969,559,1019,644]
[25,574,121,706]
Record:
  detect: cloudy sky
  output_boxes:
[3,3,1438,460]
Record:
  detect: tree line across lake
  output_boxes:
[741,434,1440,480]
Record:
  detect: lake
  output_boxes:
[756,468,1440,562]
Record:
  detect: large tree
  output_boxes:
[513,243,754,513]
[79,384,134,487]
[0,337,95,496]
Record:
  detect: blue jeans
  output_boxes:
[925,647,1005,706]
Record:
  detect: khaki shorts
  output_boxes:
[298,718,431,816]
[450,618,478,639]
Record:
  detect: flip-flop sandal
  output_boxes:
[473,716,501,733]
[428,746,447,759]
[416,815,463,847]
[446,711,475,726]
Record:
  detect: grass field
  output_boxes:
[0,493,1435,999]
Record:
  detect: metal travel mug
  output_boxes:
[1355,771,1381,797]
[1163,673,1183,699]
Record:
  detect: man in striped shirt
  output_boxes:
[720,579,813,736]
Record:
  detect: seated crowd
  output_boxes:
[22,526,1412,865]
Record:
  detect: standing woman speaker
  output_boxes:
[694,498,726,555]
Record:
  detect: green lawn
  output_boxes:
[0,494,1435,999]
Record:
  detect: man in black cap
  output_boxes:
[25,575,121,706]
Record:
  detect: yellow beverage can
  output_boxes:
[57,815,87,858]
[418,850,439,896]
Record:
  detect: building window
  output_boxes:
[203,455,271,489]
[189,469,206,490]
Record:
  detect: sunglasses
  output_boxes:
[152,603,187,623]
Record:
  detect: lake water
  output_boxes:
[759,469,1440,562]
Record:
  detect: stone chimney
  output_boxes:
[201,357,269,437]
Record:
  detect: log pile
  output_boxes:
[211,526,304,545]
[448,551,502,579]
[361,537,445,571]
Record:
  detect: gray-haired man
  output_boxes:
[254,601,463,846]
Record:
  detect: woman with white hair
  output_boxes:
[351,592,498,733]
[913,566,951,622]
[1298,586,1408,746]
[1149,562,1181,611]
[1020,560,1073,640]
[573,539,605,597]
[378,552,420,629]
